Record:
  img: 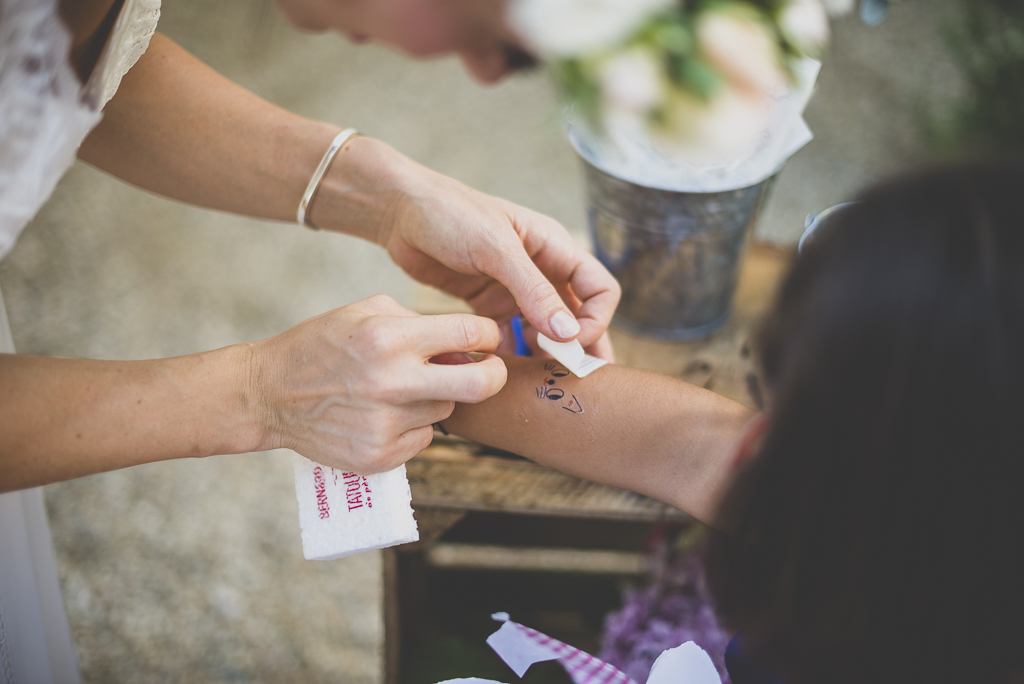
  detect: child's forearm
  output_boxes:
[439,357,754,526]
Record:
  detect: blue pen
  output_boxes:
[511,315,532,356]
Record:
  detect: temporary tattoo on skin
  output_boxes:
[544,363,570,377]
[535,364,584,414]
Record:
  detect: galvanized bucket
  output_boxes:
[582,158,774,340]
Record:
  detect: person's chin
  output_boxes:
[272,0,331,32]
[461,45,538,84]
[460,51,512,84]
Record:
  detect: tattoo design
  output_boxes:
[535,364,584,415]
[545,362,570,377]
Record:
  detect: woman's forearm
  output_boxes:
[0,297,510,494]
[0,348,261,493]
[77,35,622,350]
[78,33,404,242]
[440,357,753,526]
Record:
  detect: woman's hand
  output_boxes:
[247,295,507,473]
[384,169,620,361]
[0,295,505,492]
[79,39,617,357]
[311,137,620,361]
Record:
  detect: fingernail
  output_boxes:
[549,311,580,340]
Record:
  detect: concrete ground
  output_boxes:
[0,0,963,681]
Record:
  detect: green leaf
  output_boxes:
[654,21,693,55]
[677,57,721,101]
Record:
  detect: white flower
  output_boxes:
[668,87,769,166]
[818,0,855,16]
[779,0,830,55]
[602,107,652,149]
[697,5,789,96]
[508,0,674,59]
[599,49,664,114]
[599,84,768,168]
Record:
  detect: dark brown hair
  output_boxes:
[707,161,1024,684]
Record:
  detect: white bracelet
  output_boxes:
[297,128,360,230]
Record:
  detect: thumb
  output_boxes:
[491,246,581,342]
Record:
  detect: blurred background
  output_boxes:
[0,0,997,680]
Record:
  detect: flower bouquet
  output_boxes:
[510,0,834,167]
[509,0,838,339]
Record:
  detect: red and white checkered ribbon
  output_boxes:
[486,613,637,684]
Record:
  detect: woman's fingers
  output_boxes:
[583,330,616,363]
[474,236,584,343]
[411,312,502,358]
[515,215,621,351]
[252,295,512,473]
[417,354,508,404]
[383,167,620,347]
[564,253,621,351]
[471,212,620,350]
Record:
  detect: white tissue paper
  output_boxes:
[432,613,722,684]
[646,641,722,684]
[292,454,419,560]
[536,334,609,378]
[571,57,821,193]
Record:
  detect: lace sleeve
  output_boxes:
[0,0,103,259]
[81,0,161,111]
[0,0,161,261]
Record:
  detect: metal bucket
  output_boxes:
[582,158,774,340]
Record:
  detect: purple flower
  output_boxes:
[599,535,731,683]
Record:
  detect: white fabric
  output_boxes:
[0,292,14,684]
[0,487,81,684]
[81,0,161,111]
[1,0,160,681]
[1,290,81,684]
[0,0,160,261]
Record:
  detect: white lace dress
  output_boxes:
[0,0,159,680]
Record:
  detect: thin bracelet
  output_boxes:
[297,128,360,230]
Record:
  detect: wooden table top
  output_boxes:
[408,243,793,523]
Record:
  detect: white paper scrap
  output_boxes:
[486,620,561,677]
[536,334,609,378]
[647,641,722,684]
[484,613,723,684]
[486,613,636,684]
[292,454,419,561]
[435,680,509,684]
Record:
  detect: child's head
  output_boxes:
[708,161,1024,684]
